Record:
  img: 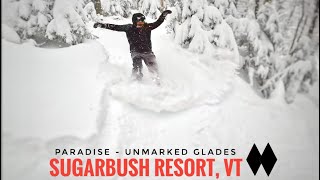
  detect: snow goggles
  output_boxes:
[136,16,145,22]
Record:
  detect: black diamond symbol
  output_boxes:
[247,144,262,175]
[261,143,277,176]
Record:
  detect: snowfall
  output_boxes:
[2,16,319,180]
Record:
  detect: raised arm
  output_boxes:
[146,10,172,30]
[93,23,130,32]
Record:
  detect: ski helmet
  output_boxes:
[132,13,146,26]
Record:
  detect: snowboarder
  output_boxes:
[93,10,172,85]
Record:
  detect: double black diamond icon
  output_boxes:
[247,143,277,176]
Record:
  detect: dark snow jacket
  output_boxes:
[100,16,166,53]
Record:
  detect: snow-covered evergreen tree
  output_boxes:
[84,1,98,21]
[208,0,239,18]
[2,0,54,40]
[259,0,319,102]
[227,15,273,86]
[131,0,140,9]
[2,0,96,45]
[46,0,92,45]
[139,0,168,19]
[101,0,132,18]
[166,0,176,7]
[227,0,319,102]
[257,1,283,52]
[169,0,239,64]
[128,0,170,17]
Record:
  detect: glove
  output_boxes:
[93,22,102,28]
[161,10,172,17]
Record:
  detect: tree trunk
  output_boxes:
[289,0,305,54]
[287,5,297,24]
[94,0,103,15]
[308,0,319,37]
[297,15,308,43]
[160,0,166,12]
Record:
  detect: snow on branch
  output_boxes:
[2,0,97,45]
[46,0,92,45]
[168,0,239,64]
[101,0,132,18]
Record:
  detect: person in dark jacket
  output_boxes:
[93,10,172,84]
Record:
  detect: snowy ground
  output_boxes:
[2,17,319,180]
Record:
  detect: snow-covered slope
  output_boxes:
[2,17,319,180]
[2,39,106,139]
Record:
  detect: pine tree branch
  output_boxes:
[260,60,298,90]
[255,0,260,19]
